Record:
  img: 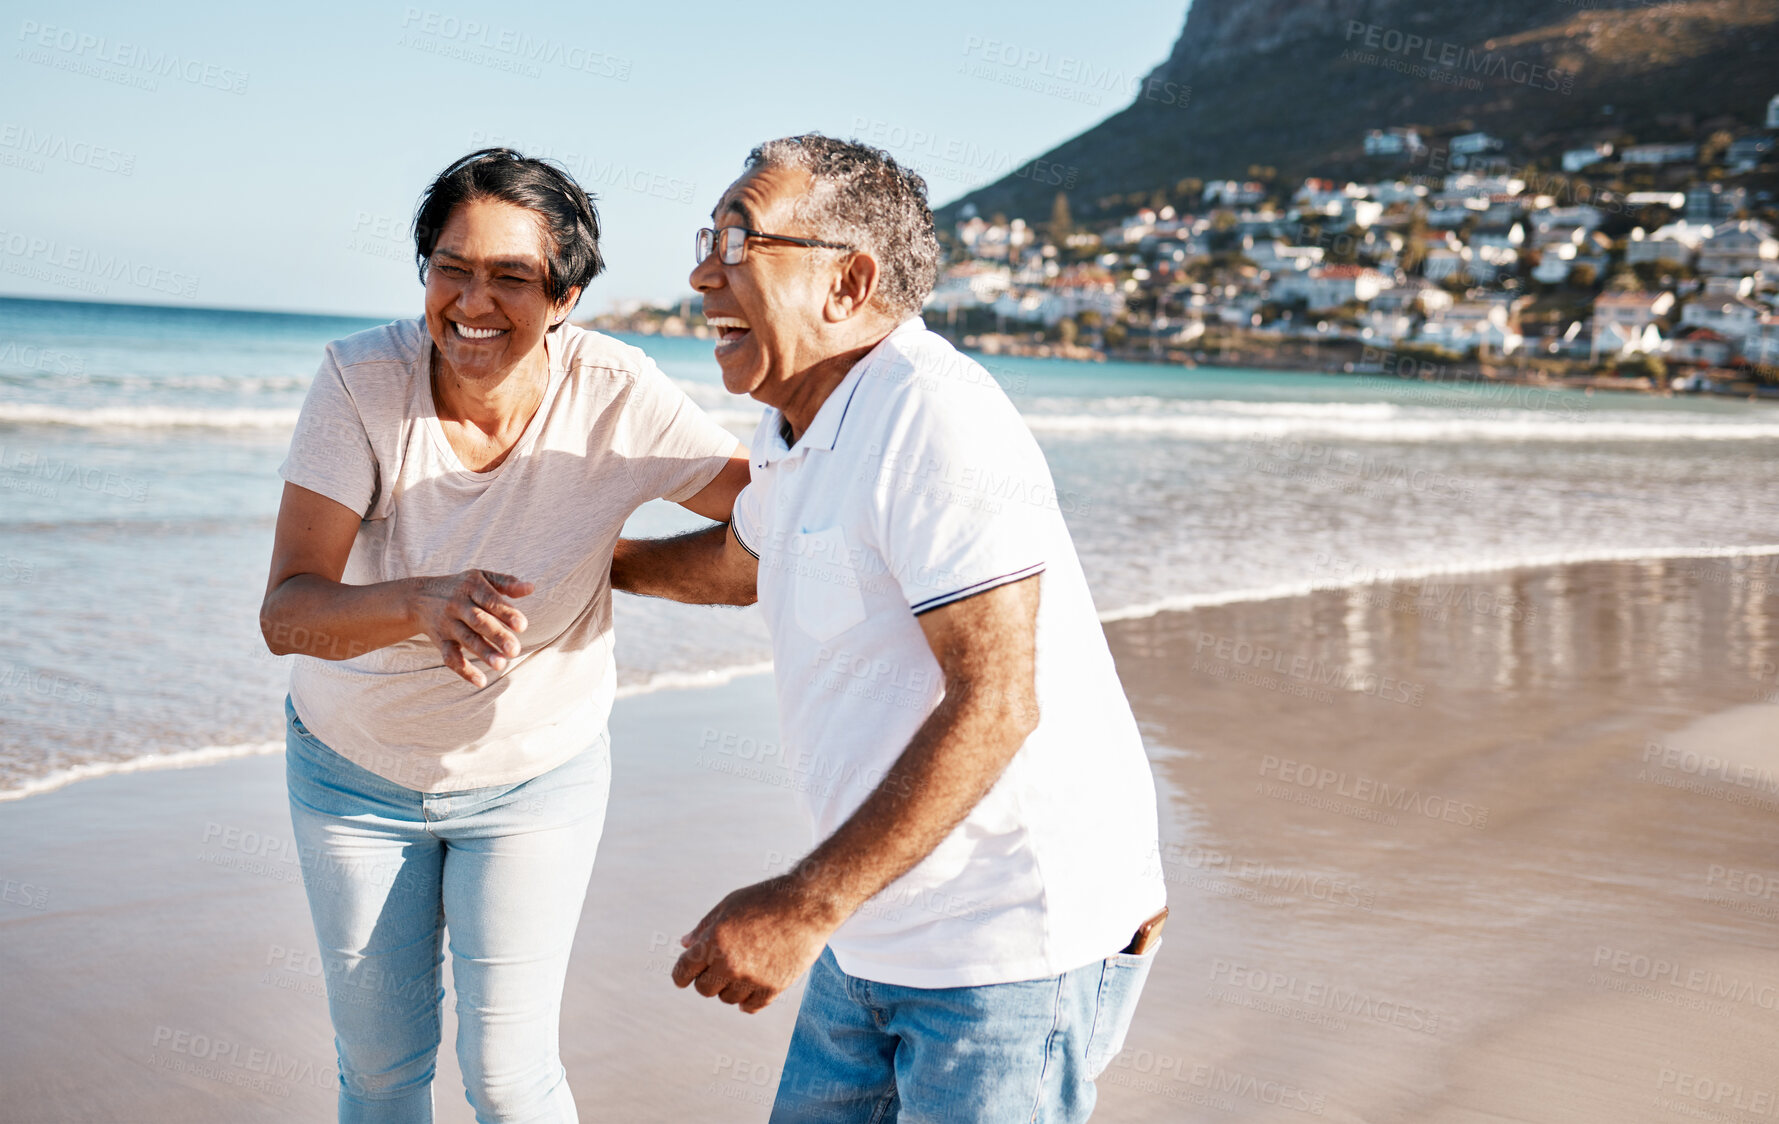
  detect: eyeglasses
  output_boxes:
[695,225,853,266]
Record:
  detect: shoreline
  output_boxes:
[592,321,1779,403]
[5,544,1776,805]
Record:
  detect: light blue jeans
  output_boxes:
[283,697,610,1124]
[770,943,1159,1123]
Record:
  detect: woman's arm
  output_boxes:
[260,482,534,688]
[675,450,752,523]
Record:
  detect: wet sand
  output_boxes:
[3,555,1777,1121]
[0,678,813,1123]
[1097,555,1779,1123]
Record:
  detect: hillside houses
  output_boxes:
[924,115,1779,382]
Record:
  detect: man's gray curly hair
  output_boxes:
[744,134,940,320]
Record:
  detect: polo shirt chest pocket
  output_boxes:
[787,525,868,642]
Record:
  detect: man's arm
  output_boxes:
[610,522,759,606]
[671,573,1040,1012]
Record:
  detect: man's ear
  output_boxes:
[826,252,880,322]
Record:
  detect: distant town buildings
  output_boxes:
[594,94,1779,392]
[1621,142,1699,165]
[834,105,1779,385]
[1363,128,1425,157]
[1563,143,1613,173]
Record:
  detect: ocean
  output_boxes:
[3,294,1778,800]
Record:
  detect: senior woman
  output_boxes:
[260,148,747,1123]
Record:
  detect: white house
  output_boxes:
[1740,315,1779,369]
[1624,222,1714,267]
[1270,264,1393,310]
[1471,223,1525,252]
[1562,143,1613,173]
[1372,279,1452,314]
[1202,180,1268,206]
[1421,245,1468,281]
[1531,205,1605,236]
[1425,204,1480,229]
[925,263,1013,313]
[1594,321,1666,361]
[1667,327,1734,367]
[1701,275,1756,299]
[1147,317,1206,345]
[1621,143,1698,166]
[1359,309,1416,343]
[1533,242,1584,284]
[1213,295,1264,327]
[991,290,1048,324]
[1466,244,1520,283]
[1727,138,1772,175]
[1364,180,1426,206]
[969,218,1035,262]
[1688,183,1748,223]
[1364,128,1424,157]
[1697,220,1779,277]
[1115,209,1159,245]
[1591,292,1675,360]
[1680,295,1765,344]
[1244,238,1324,273]
[1293,179,1366,211]
[1450,132,1503,156]
[1415,302,1523,355]
[1015,271,1126,326]
[1441,173,1526,198]
[1538,227,1588,254]
[1326,198,1385,229]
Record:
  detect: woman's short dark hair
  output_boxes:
[413,148,603,317]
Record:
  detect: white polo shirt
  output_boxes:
[730,318,1165,988]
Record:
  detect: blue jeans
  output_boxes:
[770,943,1159,1123]
[283,697,610,1124]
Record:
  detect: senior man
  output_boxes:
[612,134,1166,1122]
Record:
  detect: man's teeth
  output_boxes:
[706,317,750,332]
[454,323,505,340]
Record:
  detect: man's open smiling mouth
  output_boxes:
[706,315,751,356]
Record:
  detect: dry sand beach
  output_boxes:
[3,555,1777,1122]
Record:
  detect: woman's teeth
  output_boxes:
[454,322,505,340]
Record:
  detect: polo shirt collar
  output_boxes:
[753,317,926,469]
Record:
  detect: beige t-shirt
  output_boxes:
[279,318,738,792]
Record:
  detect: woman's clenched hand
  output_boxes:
[409,570,535,688]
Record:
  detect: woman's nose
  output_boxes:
[455,277,497,314]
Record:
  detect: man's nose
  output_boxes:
[690,251,724,293]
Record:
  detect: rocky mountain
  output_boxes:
[937,0,1779,224]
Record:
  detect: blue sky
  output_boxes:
[2,0,1186,318]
